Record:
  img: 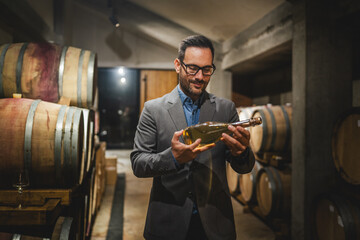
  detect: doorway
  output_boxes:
[98,67,140,149]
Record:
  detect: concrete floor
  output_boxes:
[91,150,276,240]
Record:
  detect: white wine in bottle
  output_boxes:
[183,117,262,147]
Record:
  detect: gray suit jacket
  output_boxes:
[131,87,255,240]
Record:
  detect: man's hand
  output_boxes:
[171,130,215,164]
[221,125,250,156]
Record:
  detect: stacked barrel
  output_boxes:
[313,108,360,240]
[228,104,292,237]
[0,42,102,240]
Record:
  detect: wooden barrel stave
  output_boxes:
[94,142,106,213]
[1,43,23,98]
[81,109,95,175]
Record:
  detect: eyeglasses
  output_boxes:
[180,61,216,76]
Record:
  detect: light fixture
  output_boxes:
[118,67,125,75]
[109,15,120,28]
[120,77,126,85]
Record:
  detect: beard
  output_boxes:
[178,70,208,100]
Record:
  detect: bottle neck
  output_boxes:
[231,117,262,128]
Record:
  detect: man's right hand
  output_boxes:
[171,130,215,164]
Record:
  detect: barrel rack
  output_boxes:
[234,193,290,240]
[231,150,292,240]
[0,184,86,239]
[0,153,97,240]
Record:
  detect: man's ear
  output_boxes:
[174,58,181,73]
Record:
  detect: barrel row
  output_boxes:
[82,141,106,238]
[238,105,360,186]
[0,98,95,189]
[315,107,360,240]
[227,161,291,219]
[228,160,360,240]
[0,43,97,109]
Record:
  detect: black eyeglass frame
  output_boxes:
[180,61,216,76]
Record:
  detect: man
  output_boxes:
[131,35,255,240]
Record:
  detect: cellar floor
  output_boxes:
[90,150,276,240]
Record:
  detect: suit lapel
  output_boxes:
[167,88,187,135]
[166,89,216,147]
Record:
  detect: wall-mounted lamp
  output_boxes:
[109,15,120,28]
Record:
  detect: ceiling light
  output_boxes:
[109,15,120,28]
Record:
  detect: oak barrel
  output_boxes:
[314,194,360,240]
[256,166,291,218]
[239,161,262,203]
[250,105,292,154]
[332,108,360,185]
[226,162,240,195]
[0,98,84,188]
[0,43,97,108]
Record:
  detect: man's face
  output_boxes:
[174,47,213,101]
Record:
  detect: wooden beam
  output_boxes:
[0,199,61,226]
[221,2,293,73]
[0,189,73,206]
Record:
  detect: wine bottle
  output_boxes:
[182,117,262,147]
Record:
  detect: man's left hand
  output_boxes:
[221,125,250,156]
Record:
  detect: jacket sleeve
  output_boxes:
[226,102,255,174]
[130,102,178,178]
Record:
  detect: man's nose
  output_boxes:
[194,69,204,79]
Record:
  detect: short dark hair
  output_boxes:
[178,35,214,62]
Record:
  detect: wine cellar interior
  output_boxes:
[0,0,359,240]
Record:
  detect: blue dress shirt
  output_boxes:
[177,85,201,127]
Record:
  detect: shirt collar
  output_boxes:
[177,84,203,106]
